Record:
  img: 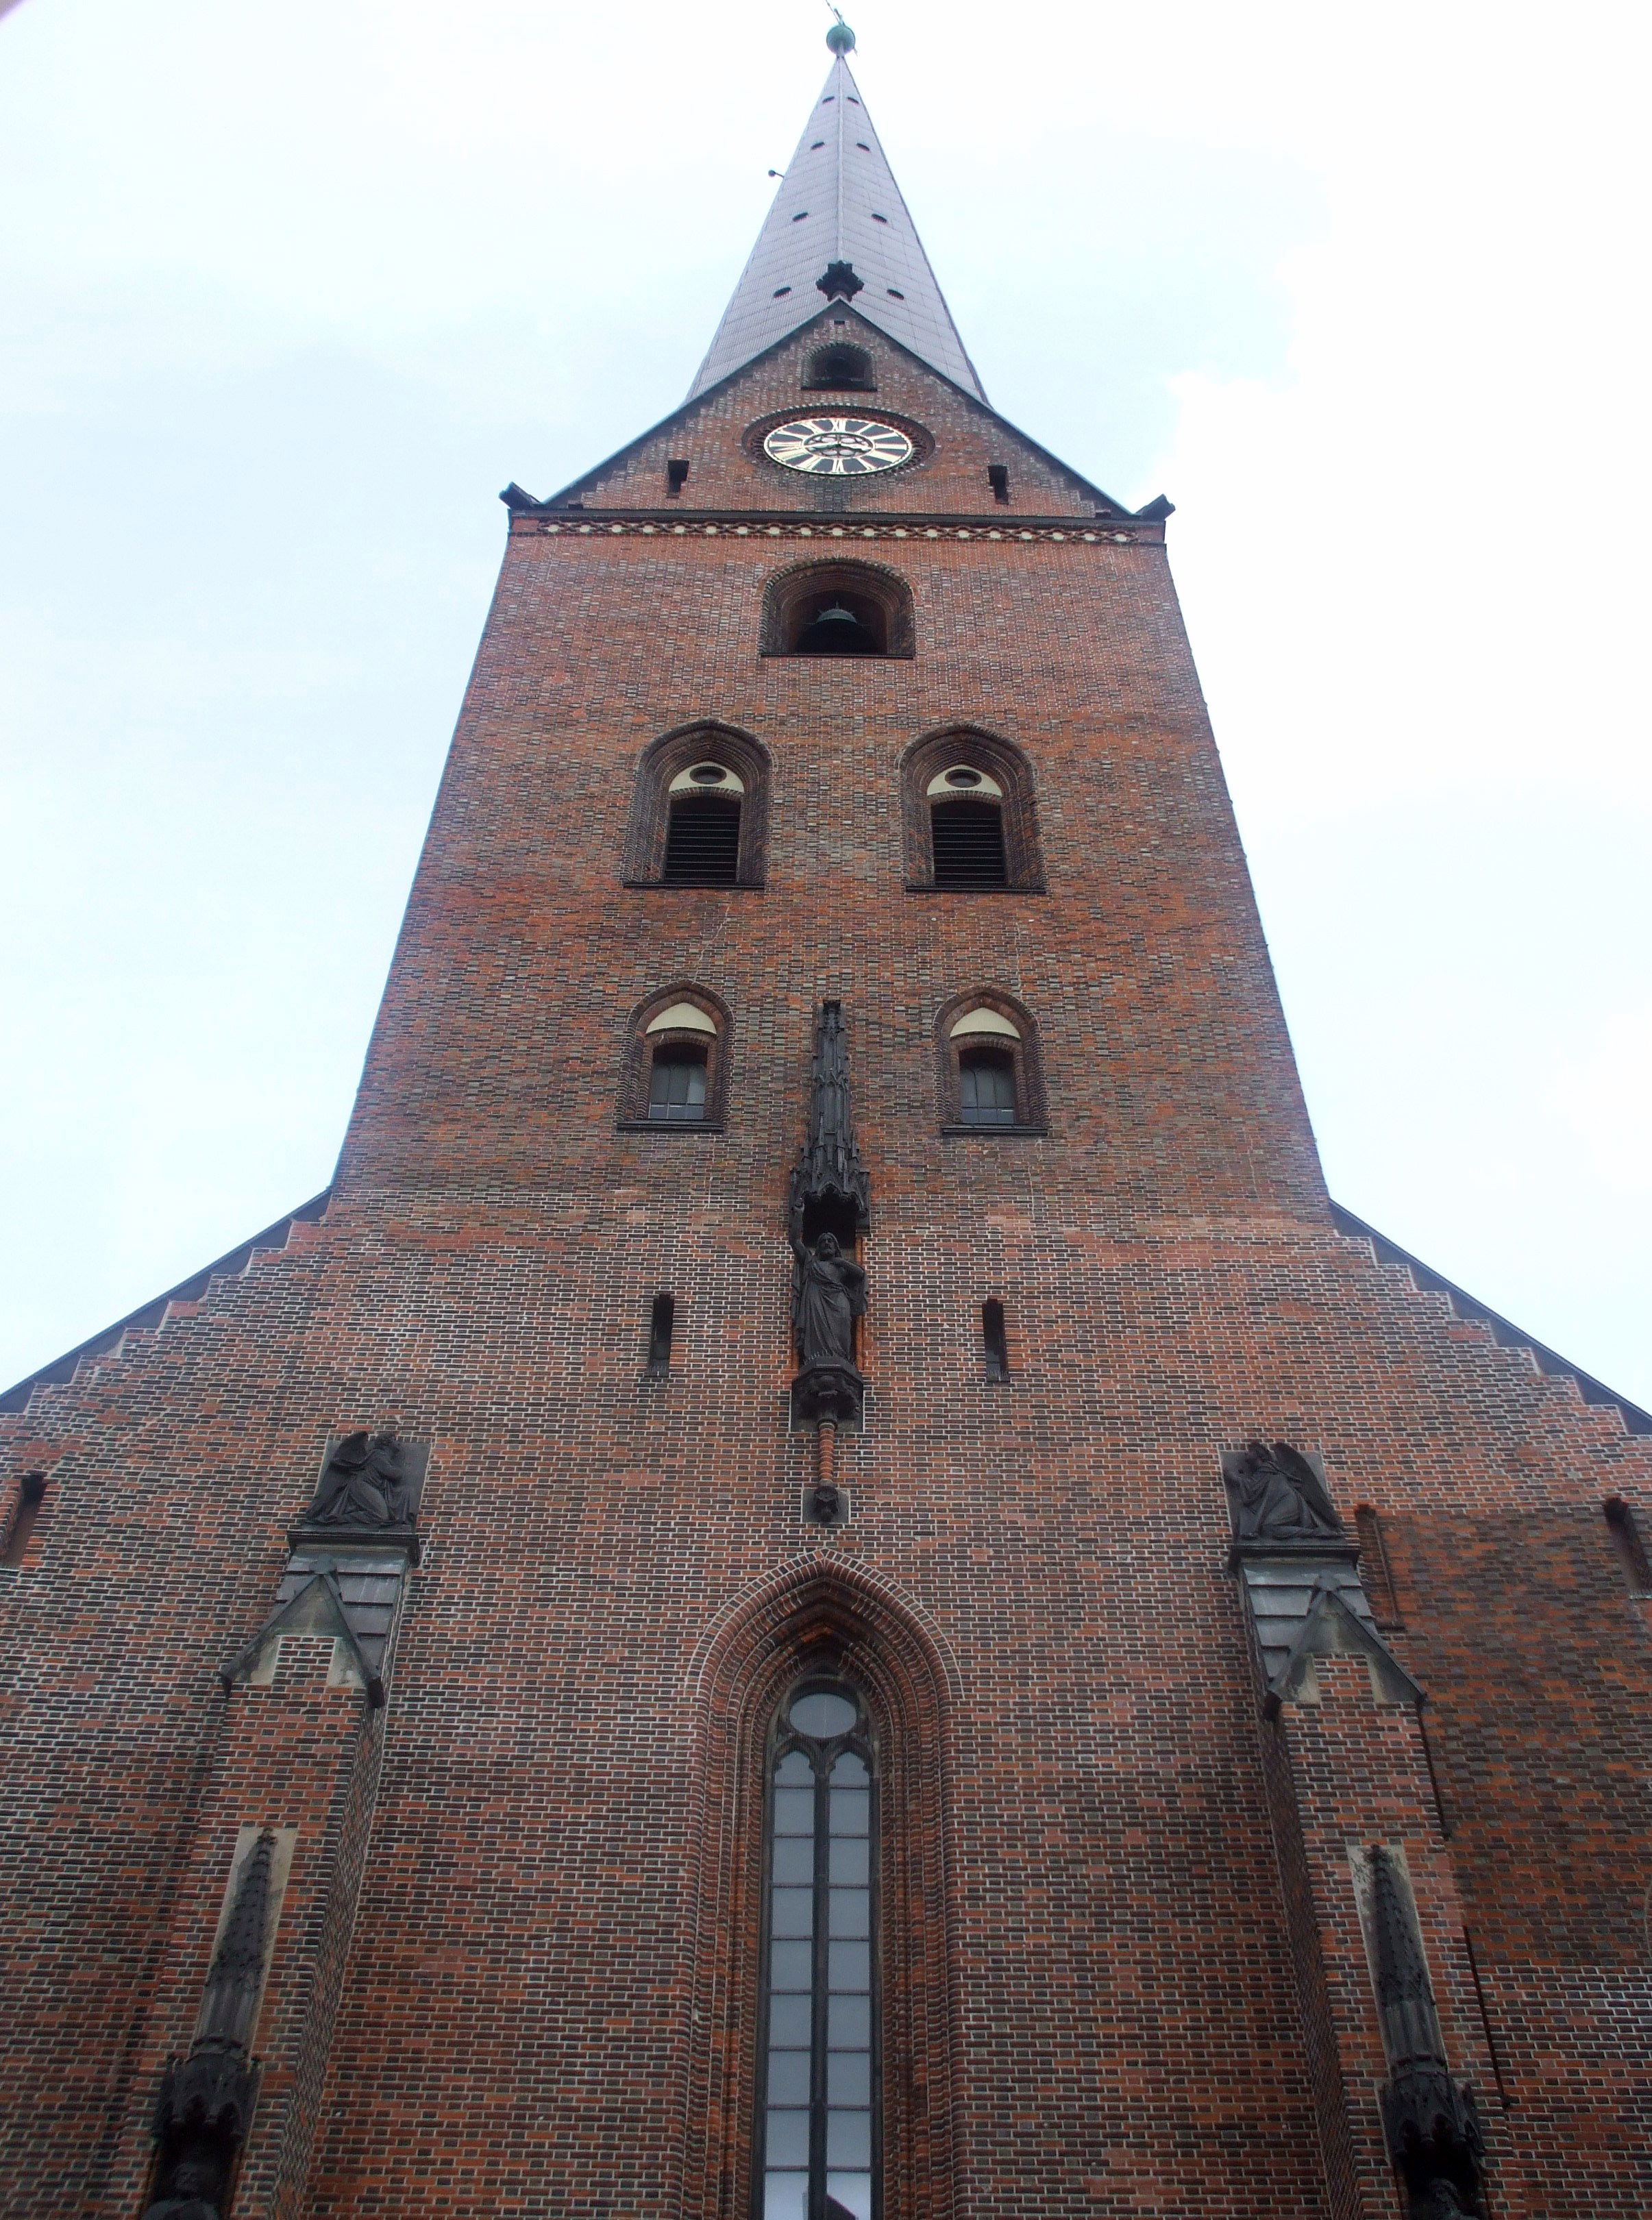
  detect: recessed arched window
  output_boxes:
[620,987,731,1131]
[624,724,769,888]
[758,1677,878,2220]
[900,728,1043,891]
[804,341,875,391]
[761,561,915,661]
[936,993,1046,1134]
[663,762,744,885]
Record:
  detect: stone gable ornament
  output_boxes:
[1223,1439,1345,1546]
[303,1427,417,1531]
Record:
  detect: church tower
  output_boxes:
[3,27,1649,2220]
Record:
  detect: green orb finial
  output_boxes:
[826,17,856,54]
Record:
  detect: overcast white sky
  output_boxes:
[2,0,1648,1407]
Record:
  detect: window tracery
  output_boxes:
[759,1679,878,2220]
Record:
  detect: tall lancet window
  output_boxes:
[759,1681,878,2220]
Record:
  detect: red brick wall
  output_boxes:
[2,334,1649,2219]
[563,314,1114,516]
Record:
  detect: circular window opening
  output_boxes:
[789,1688,858,1738]
[944,767,982,788]
[689,763,727,784]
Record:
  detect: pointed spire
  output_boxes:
[791,1000,871,1234]
[195,1830,276,2053]
[1369,1847,1448,2077]
[689,31,986,402]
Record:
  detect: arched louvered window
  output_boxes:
[928,767,1008,889]
[804,342,875,391]
[624,726,769,888]
[759,1679,878,2220]
[901,730,1042,892]
[663,763,743,885]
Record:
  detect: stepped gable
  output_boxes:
[0,1190,330,1415]
[1330,1200,1650,1435]
[7,1191,1642,1444]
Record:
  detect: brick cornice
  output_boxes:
[510,508,1161,548]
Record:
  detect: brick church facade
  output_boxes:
[3,25,1649,2220]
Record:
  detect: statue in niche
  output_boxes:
[789,1210,867,1370]
[1224,1439,1344,1544]
[305,1428,412,1529]
[143,2153,227,2220]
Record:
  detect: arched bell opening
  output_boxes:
[804,341,876,391]
[791,589,886,657]
[761,562,915,661]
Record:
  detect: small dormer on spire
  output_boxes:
[688,27,986,402]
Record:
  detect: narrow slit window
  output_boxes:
[1354,1505,1403,1627]
[1604,1497,1652,1596]
[983,1300,1009,1380]
[987,464,1010,504]
[1,1475,47,1568]
[647,1293,675,1373]
[648,1047,708,1122]
[663,791,742,884]
[930,796,1008,888]
[759,1681,878,2220]
[667,458,691,495]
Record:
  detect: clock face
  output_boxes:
[762,415,916,476]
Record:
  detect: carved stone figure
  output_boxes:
[1224,1439,1344,1544]
[787,1001,872,1429]
[305,1429,412,1529]
[810,1481,843,1527]
[143,2153,225,2220]
[790,1222,867,1370]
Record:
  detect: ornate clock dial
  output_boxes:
[762,415,916,476]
